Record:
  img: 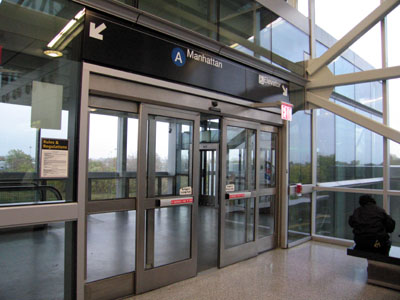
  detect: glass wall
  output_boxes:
[315,105,383,187]
[288,193,311,243]
[0,0,83,205]
[133,0,309,75]
[390,196,400,246]
[289,111,311,184]
[316,192,383,240]
[0,221,75,300]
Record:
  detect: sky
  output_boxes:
[299,0,400,157]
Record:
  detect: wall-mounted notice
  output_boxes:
[179,186,192,195]
[40,138,69,178]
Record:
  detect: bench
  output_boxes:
[347,245,400,290]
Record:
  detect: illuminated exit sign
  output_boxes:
[281,102,293,121]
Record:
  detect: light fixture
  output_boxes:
[43,50,63,58]
[46,8,86,49]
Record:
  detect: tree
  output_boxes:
[5,149,34,172]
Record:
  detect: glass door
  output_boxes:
[135,104,199,294]
[84,96,139,300]
[219,119,278,267]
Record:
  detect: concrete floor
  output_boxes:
[125,241,400,300]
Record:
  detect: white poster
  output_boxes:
[31,81,63,129]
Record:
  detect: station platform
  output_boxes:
[126,241,400,300]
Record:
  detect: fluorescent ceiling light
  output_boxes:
[47,8,86,49]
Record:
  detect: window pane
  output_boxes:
[316,109,335,182]
[335,108,355,181]
[0,222,75,300]
[200,118,220,143]
[224,198,255,248]
[138,0,218,39]
[0,0,83,206]
[145,206,191,268]
[88,109,138,200]
[226,126,256,191]
[259,131,277,188]
[316,192,383,239]
[258,195,274,238]
[147,116,193,197]
[389,197,400,246]
[288,194,311,243]
[87,211,136,282]
[271,18,309,75]
[289,111,311,184]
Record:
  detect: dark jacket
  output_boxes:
[349,202,395,241]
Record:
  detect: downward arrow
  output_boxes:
[90,22,107,41]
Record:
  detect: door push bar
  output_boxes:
[155,196,194,207]
[225,191,252,200]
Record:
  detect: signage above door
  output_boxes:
[82,10,290,105]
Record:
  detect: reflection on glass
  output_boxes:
[0,0,83,206]
[226,126,256,191]
[316,192,383,240]
[258,196,274,238]
[0,222,74,300]
[200,150,217,205]
[200,118,220,143]
[0,104,71,205]
[147,116,193,197]
[88,109,138,200]
[87,211,136,282]
[138,0,218,38]
[335,102,355,181]
[390,197,400,246]
[316,109,335,182]
[288,194,311,243]
[224,198,254,249]
[271,18,309,75]
[145,206,191,269]
[259,131,276,188]
[289,111,311,184]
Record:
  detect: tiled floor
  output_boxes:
[126,241,400,300]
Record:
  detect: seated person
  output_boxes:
[349,194,395,255]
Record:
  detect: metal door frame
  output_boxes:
[198,143,219,271]
[78,63,285,299]
[135,104,200,294]
[199,143,219,208]
[79,94,139,300]
[219,118,279,267]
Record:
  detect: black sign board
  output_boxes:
[82,11,289,104]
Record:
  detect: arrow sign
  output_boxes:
[282,85,288,96]
[89,22,107,41]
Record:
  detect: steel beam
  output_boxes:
[306,0,400,77]
[307,65,400,90]
[306,91,400,144]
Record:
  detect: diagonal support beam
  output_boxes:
[306,0,400,77]
[307,65,400,90]
[306,91,400,144]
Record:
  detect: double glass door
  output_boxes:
[83,98,199,298]
[81,94,277,299]
[219,118,277,267]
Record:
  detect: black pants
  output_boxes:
[354,237,391,255]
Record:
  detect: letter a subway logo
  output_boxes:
[171,47,186,67]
